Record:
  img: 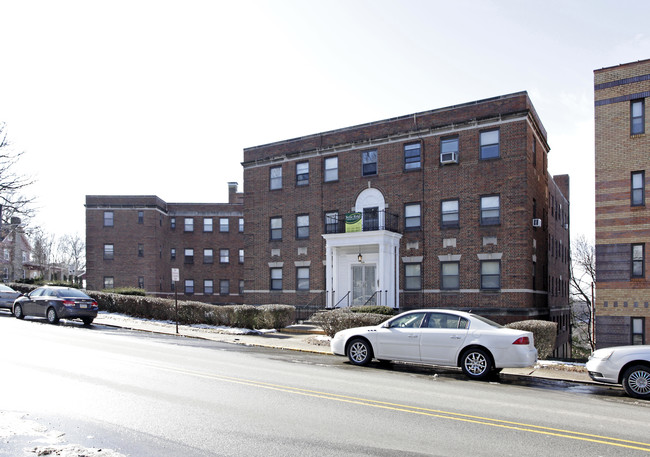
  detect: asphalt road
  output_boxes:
[2,313,650,456]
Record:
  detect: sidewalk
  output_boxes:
[93,312,594,384]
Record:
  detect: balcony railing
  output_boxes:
[324,210,400,234]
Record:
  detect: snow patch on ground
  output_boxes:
[0,411,126,457]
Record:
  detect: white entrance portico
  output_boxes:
[322,188,402,308]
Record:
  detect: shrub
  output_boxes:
[103,287,146,296]
[258,304,295,329]
[506,319,557,359]
[350,305,396,316]
[311,309,391,337]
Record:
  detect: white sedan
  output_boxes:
[586,345,650,399]
[331,309,537,379]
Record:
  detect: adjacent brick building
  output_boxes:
[85,183,244,304]
[595,59,650,347]
[243,92,572,356]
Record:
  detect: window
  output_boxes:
[325,211,339,234]
[138,243,144,257]
[270,268,282,290]
[404,143,421,170]
[632,171,645,206]
[184,248,194,264]
[239,280,245,295]
[219,218,229,233]
[404,263,422,290]
[363,207,379,231]
[441,262,460,290]
[296,214,309,239]
[220,279,230,296]
[138,211,144,224]
[442,199,459,228]
[204,218,213,232]
[270,217,282,240]
[184,279,194,295]
[296,162,309,186]
[239,249,244,264]
[184,218,194,232]
[480,129,500,159]
[171,248,176,260]
[171,217,176,230]
[362,149,377,176]
[103,277,114,289]
[3,267,7,280]
[441,137,459,162]
[239,218,244,233]
[632,317,645,345]
[270,166,282,190]
[297,267,310,291]
[104,244,114,260]
[631,99,645,135]
[632,243,644,278]
[404,203,421,231]
[204,279,214,295]
[532,140,537,167]
[204,248,214,264]
[138,276,144,289]
[324,156,338,182]
[220,249,229,264]
[104,211,114,227]
[480,195,500,225]
[481,260,501,290]
[3,249,9,260]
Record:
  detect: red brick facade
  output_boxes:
[85,183,244,304]
[595,59,650,347]
[242,92,571,354]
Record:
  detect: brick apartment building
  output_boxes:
[595,59,650,348]
[85,183,244,304]
[243,92,572,356]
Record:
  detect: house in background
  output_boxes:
[594,58,650,348]
[242,91,572,357]
[0,215,40,282]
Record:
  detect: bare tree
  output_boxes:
[29,227,55,277]
[570,235,595,355]
[57,233,86,278]
[0,122,35,222]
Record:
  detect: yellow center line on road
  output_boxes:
[139,360,650,453]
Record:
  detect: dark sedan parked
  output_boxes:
[0,284,21,311]
[13,286,98,325]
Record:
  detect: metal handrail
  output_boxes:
[361,291,379,307]
[334,291,350,308]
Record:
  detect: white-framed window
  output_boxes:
[404,143,421,170]
[325,211,339,234]
[296,161,309,186]
[631,99,645,135]
[324,156,338,182]
[220,249,230,264]
[220,218,229,233]
[239,279,245,295]
[632,171,645,206]
[632,317,645,345]
[480,260,501,290]
[239,249,244,264]
[239,218,244,233]
[362,149,377,176]
[204,279,214,295]
[220,279,230,296]
[404,203,421,230]
[404,263,422,290]
[170,248,176,260]
[104,211,114,227]
[184,248,194,264]
[441,262,460,290]
[441,199,459,227]
[296,267,310,291]
[270,217,282,240]
[184,217,194,232]
[184,279,194,295]
[103,276,114,289]
[480,129,500,159]
[270,166,282,190]
[441,137,459,161]
[480,195,500,225]
[270,268,282,290]
[203,248,214,264]
[204,218,213,232]
[632,243,645,278]
[104,244,114,260]
[296,214,309,239]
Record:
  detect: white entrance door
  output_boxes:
[352,264,376,306]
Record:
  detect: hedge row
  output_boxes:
[311,309,391,337]
[506,319,557,359]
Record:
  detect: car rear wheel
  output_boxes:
[461,348,492,380]
[347,338,373,366]
[82,317,94,326]
[46,307,59,324]
[14,304,24,319]
[622,365,650,399]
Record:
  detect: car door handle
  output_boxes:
[450,336,462,339]
[408,335,419,338]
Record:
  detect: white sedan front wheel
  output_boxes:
[622,365,650,399]
[347,338,372,366]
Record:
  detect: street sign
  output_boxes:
[171,268,180,282]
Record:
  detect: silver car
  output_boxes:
[0,284,21,311]
[586,345,650,399]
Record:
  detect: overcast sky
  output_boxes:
[1,0,649,242]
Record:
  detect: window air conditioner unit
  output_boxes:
[440,151,458,164]
[532,218,542,228]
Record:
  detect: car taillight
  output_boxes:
[62,300,76,307]
[92,301,98,308]
[512,336,530,345]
